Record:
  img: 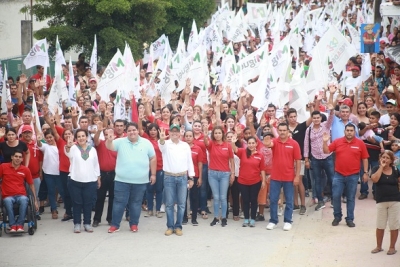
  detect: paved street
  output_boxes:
[1,182,399,267]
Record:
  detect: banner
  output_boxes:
[47,74,69,114]
[187,20,199,54]
[32,94,42,128]
[247,3,268,24]
[97,49,125,101]
[23,38,50,69]
[90,35,97,78]
[68,57,77,107]
[0,60,3,95]
[123,43,140,99]
[360,23,380,53]
[1,66,11,113]
[150,34,167,60]
[114,87,127,121]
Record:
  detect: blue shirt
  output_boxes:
[113,136,155,184]
[331,116,359,141]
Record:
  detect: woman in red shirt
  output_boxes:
[138,122,164,218]
[204,125,234,227]
[183,130,203,225]
[231,136,266,227]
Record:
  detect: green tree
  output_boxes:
[31,0,170,64]
[29,0,216,64]
[162,0,216,49]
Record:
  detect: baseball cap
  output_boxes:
[338,98,353,107]
[263,132,274,138]
[351,65,360,71]
[169,124,180,131]
[84,107,95,114]
[89,77,97,83]
[21,125,33,133]
[386,99,397,106]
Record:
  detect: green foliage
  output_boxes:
[30,0,215,64]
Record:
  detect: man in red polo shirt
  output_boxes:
[0,150,38,232]
[323,124,369,228]
[264,123,301,231]
[30,65,52,91]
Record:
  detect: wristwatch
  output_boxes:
[364,171,368,174]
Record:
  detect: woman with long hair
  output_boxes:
[204,125,234,227]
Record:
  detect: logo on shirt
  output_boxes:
[17,172,25,176]
[254,156,261,160]
[285,146,293,149]
[222,148,228,150]
[350,146,359,149]
[192,151,198,155]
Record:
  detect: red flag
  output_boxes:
[131,94,139,123]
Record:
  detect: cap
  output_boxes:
[351,65,360,71]
[21,125,33,133]
[169,124,180,131]
[26,96,33,102]
[89,77,97,83]
[85,107,95,113]
[263,132,274,138]
[386,99,397,106]
[387,85,395,93]
[338,98,353,107]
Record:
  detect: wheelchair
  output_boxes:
[0,183,37,236]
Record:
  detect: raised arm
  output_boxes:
[93,121,103,147]
[105,129,116,151]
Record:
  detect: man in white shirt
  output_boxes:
[159,124,195,236]
[343,65,362,96]
[379,99,397,126]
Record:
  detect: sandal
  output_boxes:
[387,249,397,255]
[233,216,240,221]
[188,211,192,219]
[371,248,383,254]
[201,212,208,219]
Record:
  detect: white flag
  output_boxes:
[32,94,42,128]
[97,49,125,101]
[187,20,199,54]
[1,66,11,113]
[23,38,50,69]
[90,35,97,78]
[150,34,168,60]
[114,87,127,121]
[123,42,140,99]
[0,60,3,95]
[68,57,77,107]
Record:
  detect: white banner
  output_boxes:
[187,20,199,54]
[114,87,127,121]
[90,35,97,78]
[247,3,268,25]
[123,43,140,99]
[150,34,168,60]
[97,49,125,101]
[23,38,49,69]
[1,66,11,113]
[68,57,77,107]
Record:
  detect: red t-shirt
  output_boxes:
[95,140,117,172]
[141,132,163,171]
[55,126,70,172]
[25,141,43,178]
[30,73,52,90]
[236,148,265,185]
[190,144,203,177]
[0,163,33,199]
[257,139,273,174]
[206,140,233,172]
[328,137,369,176]
[270,138,302,182]
[148,115,170,135]
[194,133,208,164]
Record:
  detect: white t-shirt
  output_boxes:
[379,114,390,126]
[39,143,60,175]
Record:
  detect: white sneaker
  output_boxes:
[160,204,165,213]
[283,222,292,231]
[278,207,283,216]
[266,222,277,230]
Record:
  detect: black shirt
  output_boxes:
[0,141,28,163]
[290,121,307,160]
[372,166,400,203]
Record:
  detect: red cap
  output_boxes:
[319,104,326,112]
[21,125,33,133]
[338,98,353,107]
[351,65,360,71]
[89,77,97,83]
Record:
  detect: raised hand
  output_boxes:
[158,127,168,140]
[390,75,398,86]
[0,127,5,138]
[185,78,191,88]
[6,100,13,111]
[19,74,27,85]
[328,83,337,94]
[67,135,74,147]
[322,132,330,142]
[39,77,46,87]
[231,133,238,143]
[106,129,115,141]
[71,107,78,117]
[37,95,44,106]
[226,86,231,95]
[170,91,177,101]
[202,124,209,134]
[235,124,243,136]
[96,120,103,132]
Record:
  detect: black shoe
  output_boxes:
[92,220,100,227]
[36,215,41,220]
[255,214,265,221]
[192,220,198,226]
[39,206,44,215]
[358,194,368,200]
[346,220,356,227]
[182,217,188,225]
[107,220,112,225]
[221,218,227,227]
[210,217,219,226]
[61,215,73,222]
[332,218,341,226]
[205,208,212,214]
[293,205,300,210]
[305,190,310,197]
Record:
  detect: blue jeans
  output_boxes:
[199,163,209,212]
[111,181,147,228]
[3,195,29,226]
[269,180,294,224]
[146,170,164,211]
[311,155,334,202]
[208,170,230,219]
[332,172,358,222]
[359,160,378,195]
[44,173,64,212]
[164,175,188,230]
[68,179,97,225]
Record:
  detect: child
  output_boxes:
[391,140,400,170]
[358,121,385,152]
[88,114,102,138]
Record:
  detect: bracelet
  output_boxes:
[150,174,156,176]
[188,177,194,181]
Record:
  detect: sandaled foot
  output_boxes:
[371,247,383,254]
[201,212,208,219]
[387,249,397,255]
[233,216,240,221]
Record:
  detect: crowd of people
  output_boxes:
[0,0,400,257]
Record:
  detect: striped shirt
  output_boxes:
[303,111,334,160]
